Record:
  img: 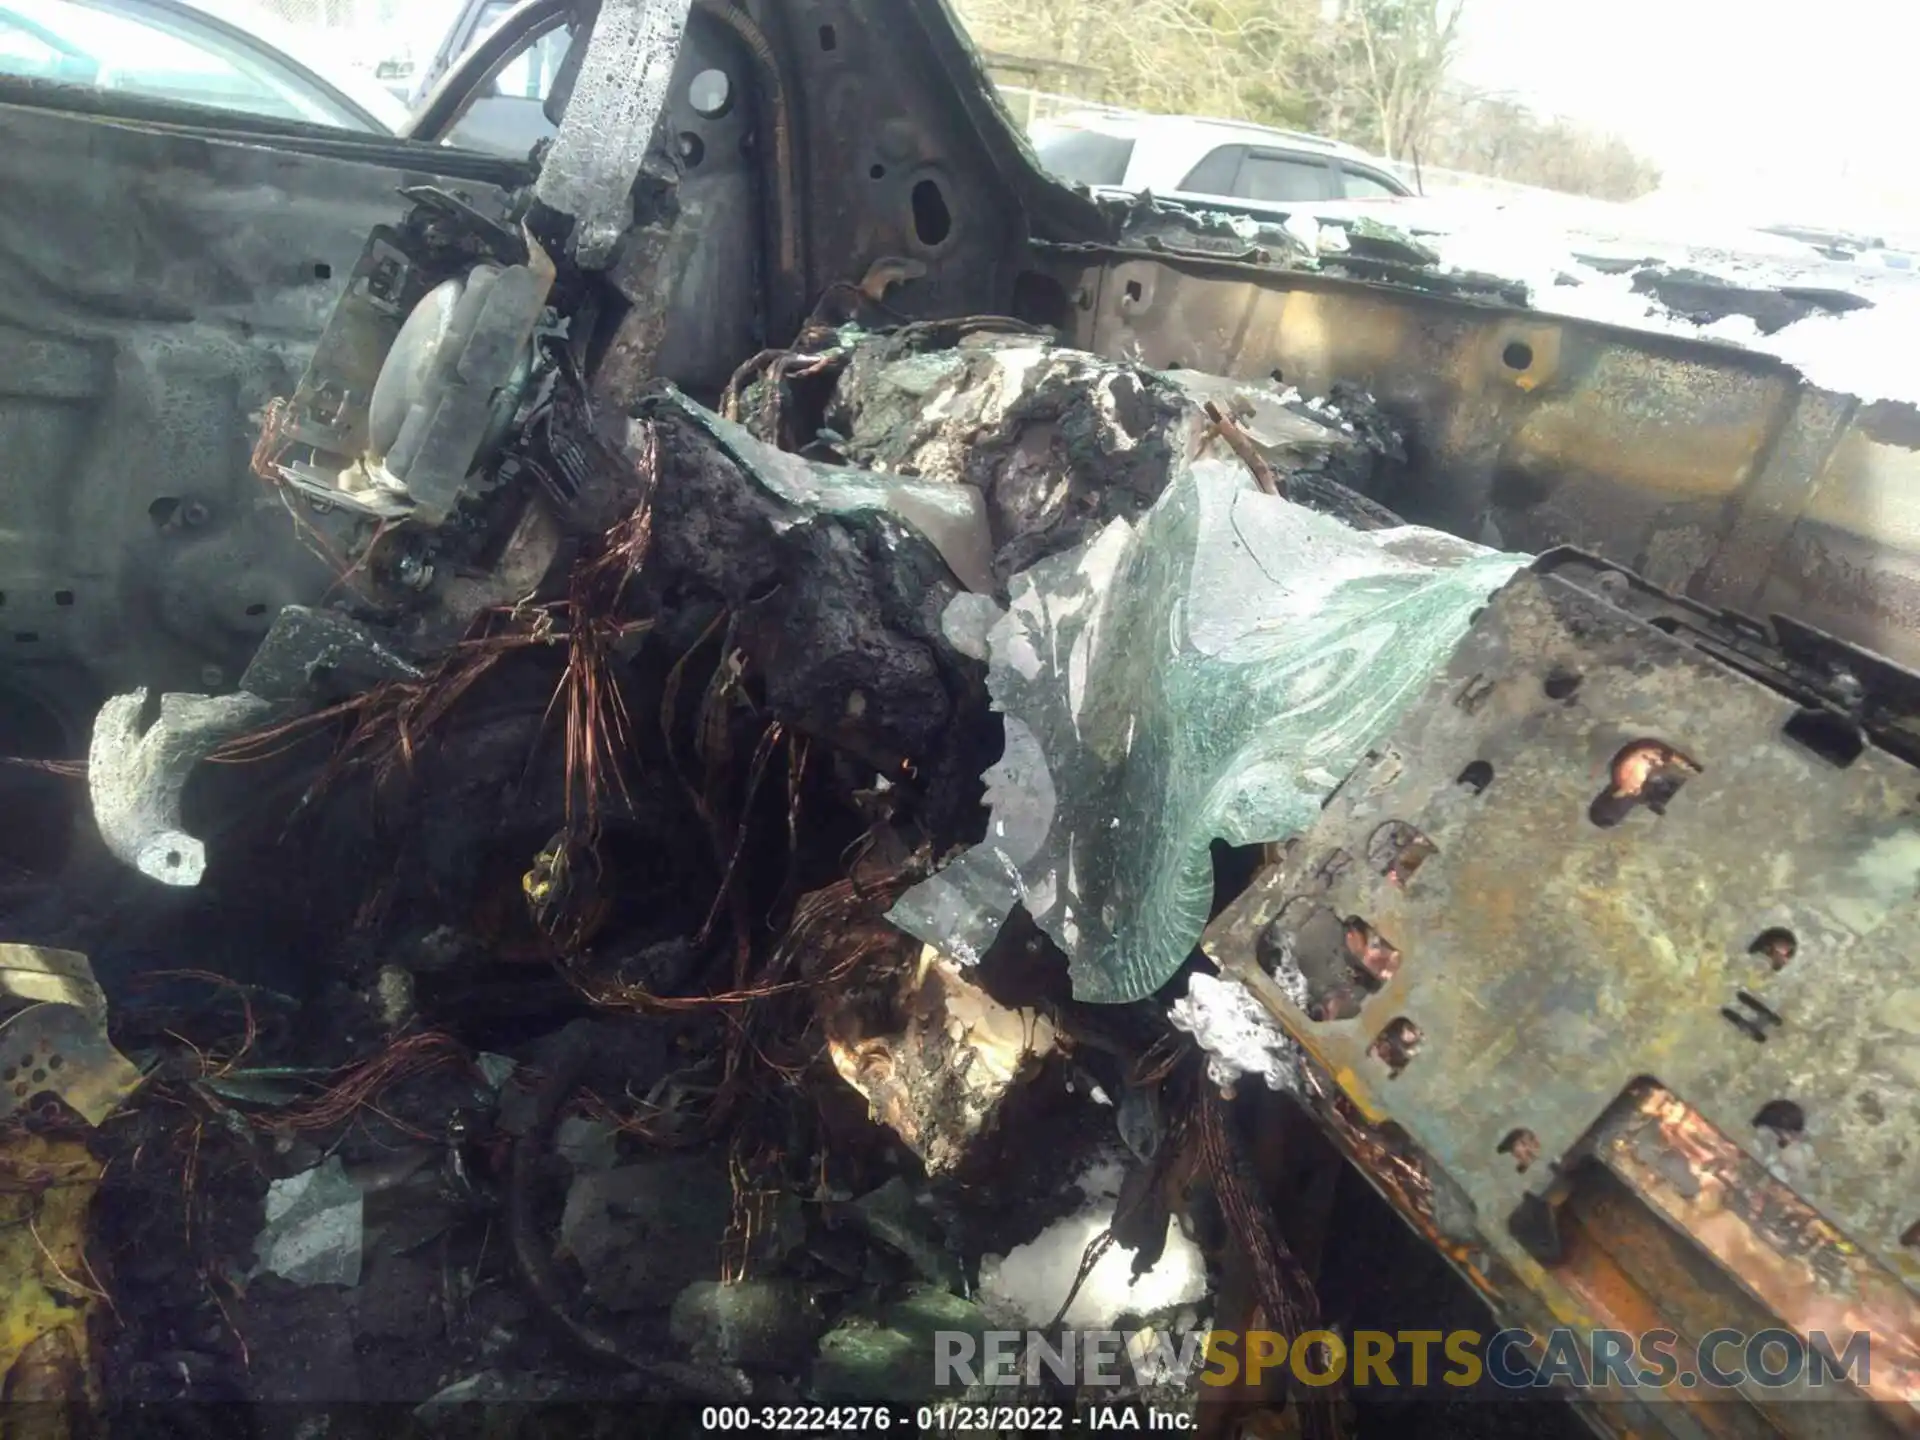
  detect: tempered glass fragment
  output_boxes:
[890,441,1528,1002]
[253,1155,364,1288]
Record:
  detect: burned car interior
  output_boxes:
[0,1,1915,1436]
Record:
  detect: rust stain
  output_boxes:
[1802,429,1920,543]
[1504,405,1770,501]
[1603,1086,1920,1417]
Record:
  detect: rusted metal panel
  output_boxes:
[1596,1084,1920,1423]
[1201,558,1920,1435]
[1047,250,1920,671]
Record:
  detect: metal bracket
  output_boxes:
[1203,561,1920,1295]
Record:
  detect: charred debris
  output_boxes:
[0,166,1531,1434]
[2,13,1916,1437]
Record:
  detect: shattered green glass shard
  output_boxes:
[890,437,1527,1003]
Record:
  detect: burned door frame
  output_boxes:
[0,82,531,712]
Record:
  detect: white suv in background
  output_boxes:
[1030,112,1412,209]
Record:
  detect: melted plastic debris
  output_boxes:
[828,341,1157,491]
[890,433,1528,1003]
[0,1004,144,1128]
[0,947,143,1127]
[0,1131,103,1400]
[0,943,109,1022]
[253,1156,364,1288]
[666,389,995,593]
[1168,972,1303,1095]
[819,333,1193,586]
[823,945,1058,1175]
[977,1157,1208,1328]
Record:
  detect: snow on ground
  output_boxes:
[977,1157,1210,1329]
[1283,191,1920,409]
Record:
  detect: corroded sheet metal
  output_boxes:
[1051,251,1920,669]
[1595,1083,1920,1419]
[1297,1070,1920,1436]
[533,0,694,269]
[1202,566,1920,1303]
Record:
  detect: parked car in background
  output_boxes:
[1029,111,1413,208]
[0,0,408,132]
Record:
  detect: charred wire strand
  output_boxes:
[1200,400,1284,497]
[1200,1088,1348,1440]
[508,1022,751,1400]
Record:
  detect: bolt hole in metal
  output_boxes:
[1589,739,1698,827]
[1344,917,1401,986]
[817,22,836,49]
[911,179,952,247]
[1369,1017,1421,1077]
[1497,1127,1540,1172]
[53,590,73,607]
[1124,279,1143,304]
[676,131,704,168]
[1456,759,1494,794]
[1502,340,1534,371]
[1752,1099,1805,1146]
[1367,820,1437,884]
[1260,901,1398,1020]
[868,163,885,180]
[1749,927,1796,970]
[313,261,331,280]
[1542,668,1581,700]
[687,68,732,120]
[1782,706,1865,767]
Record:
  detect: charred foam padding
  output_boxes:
[87,686,273,887]
[636,391,993,803]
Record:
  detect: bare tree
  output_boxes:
[1425,90,1663,200]
[954,0,1659,201]
[1338,0,1468,160]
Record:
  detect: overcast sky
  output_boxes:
[1456,0,1920,232]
